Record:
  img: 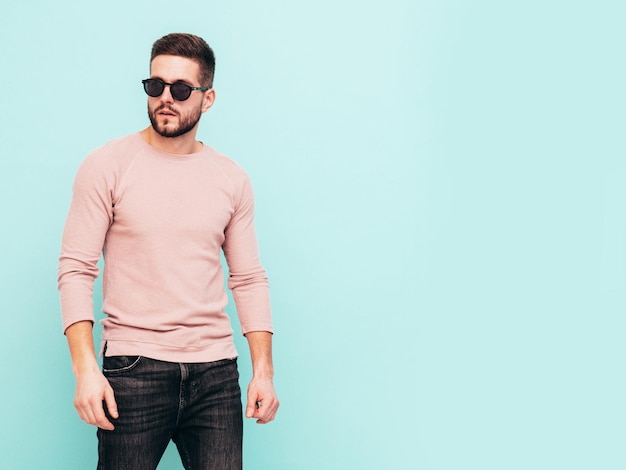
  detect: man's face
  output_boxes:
[147,55,211,138]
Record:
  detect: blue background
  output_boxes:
[1,1,625,468]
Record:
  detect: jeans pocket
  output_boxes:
[102,355,142,375]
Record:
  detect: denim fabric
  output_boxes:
[97,356,243,470]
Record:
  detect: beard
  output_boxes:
[148,103,202,138]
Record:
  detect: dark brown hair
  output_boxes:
[151,33,216,87]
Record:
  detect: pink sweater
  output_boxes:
[58,133,272,362]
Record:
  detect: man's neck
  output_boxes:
[140,127,203,155]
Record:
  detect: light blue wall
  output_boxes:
[1,1,624,468]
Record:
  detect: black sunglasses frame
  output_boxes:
[142,78,209,101]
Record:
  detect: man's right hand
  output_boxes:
[65,321,119,431]
[74,369,119,430]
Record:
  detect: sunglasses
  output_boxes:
[142,78,208,101]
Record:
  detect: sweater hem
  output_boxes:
[101,338,239,363]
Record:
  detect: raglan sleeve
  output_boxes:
[57,152,114,333]
[222,172,273,335]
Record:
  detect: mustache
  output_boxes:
[154,105,178,115]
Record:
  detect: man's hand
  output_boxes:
[246,376,279,424]
[66,321,118,431]
[244,331,279,424]
[74,369,119,430]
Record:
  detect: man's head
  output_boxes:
[146,33,216,139]
[151,33,215,88]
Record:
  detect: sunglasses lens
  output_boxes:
[143,79,164,97]
[170,83,192,101]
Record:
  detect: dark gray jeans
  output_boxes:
[97,356,243,470]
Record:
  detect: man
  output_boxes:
[58,33,278,469]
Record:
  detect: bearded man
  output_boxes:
[58,33,278,470]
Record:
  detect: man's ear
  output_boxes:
[202,88,216,113]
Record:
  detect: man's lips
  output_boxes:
[156,107,178,117]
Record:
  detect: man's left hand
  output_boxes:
[246,377,279,424]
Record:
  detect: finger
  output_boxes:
[255,398,279,424]
[103,385,119,419]
[75,393,98,426]
[75,401,95,426]
[246,387,260,418]
[90,397,115,430]
[245,396,259,419]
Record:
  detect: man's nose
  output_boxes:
[160,84,175,103]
